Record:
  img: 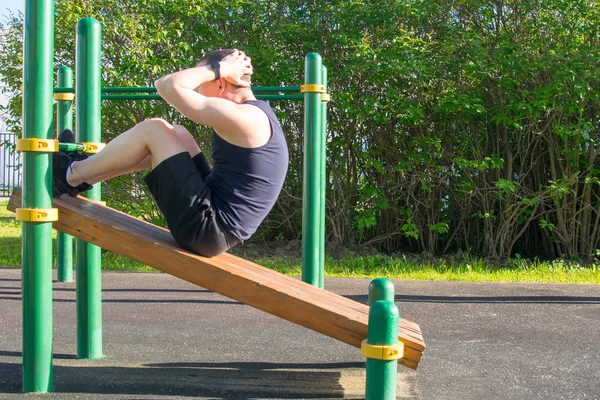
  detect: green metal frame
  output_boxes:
[23,12,399,394]
[22,5,329,389]
[54,55,329,290]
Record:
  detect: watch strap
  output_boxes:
[209,60,221,80]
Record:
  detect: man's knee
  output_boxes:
[139,118,182,145]
[142,118,174,133]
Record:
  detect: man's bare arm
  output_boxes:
[153,50,268,147]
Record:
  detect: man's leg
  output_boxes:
[78,124,203,184]
[67,119,200,186]
[78,156,152,185]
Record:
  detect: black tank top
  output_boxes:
[205,100,289,241]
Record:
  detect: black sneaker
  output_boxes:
[52,152,92,198]
[58,128,75,143]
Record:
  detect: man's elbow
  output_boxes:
[154,77,172,97]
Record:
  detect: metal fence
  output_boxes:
[0,133,22,197]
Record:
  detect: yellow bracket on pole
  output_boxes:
[16,208,59,222]
[361,340,404,361]
[16,138,59,153]
[321,93,331,102]
[53,93,75,101]
[81,142,106,154]
[300,84,325,94]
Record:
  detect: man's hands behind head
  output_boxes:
[220,49,253,87]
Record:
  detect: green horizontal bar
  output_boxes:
[257,94,303,101]
[55,85,302,94]
[102,86,300,93]
[58,142,86,152]
[55,87,152,94]
[100,94,303,101]
[103,87,156,93]
[253,86,301,93]
[101,94,162,100]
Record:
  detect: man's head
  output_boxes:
[196,49,252,91]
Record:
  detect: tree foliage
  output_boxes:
[1,0,599,260]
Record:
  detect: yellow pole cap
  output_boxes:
[300,84,325,94]
[16,138,59,153]
[54,93,75,101]
[16,208,59,222]
[81,142,106,154]
[361,340,404,361]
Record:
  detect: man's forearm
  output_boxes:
[155,65,216,95]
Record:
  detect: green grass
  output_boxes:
[0,200,22,267]
[1,200,599,283]
[254,254,600,284]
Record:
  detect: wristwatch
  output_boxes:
[209,60,221,80]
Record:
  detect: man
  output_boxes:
[52,49,289,257]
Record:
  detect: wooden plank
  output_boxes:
[8,188,425,367]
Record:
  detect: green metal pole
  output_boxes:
[301,53,323,287]
[318,65,328,289]
[75,18,103,360]
[365,300,400,400]
[56,66,74,283]
[21,0,55,392]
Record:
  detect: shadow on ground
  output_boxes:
[0,358,366,399]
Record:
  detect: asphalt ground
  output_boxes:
[0,268,599,399]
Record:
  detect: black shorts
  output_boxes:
[144,152,240,257]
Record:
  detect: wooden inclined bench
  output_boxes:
[9,188,425,368]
